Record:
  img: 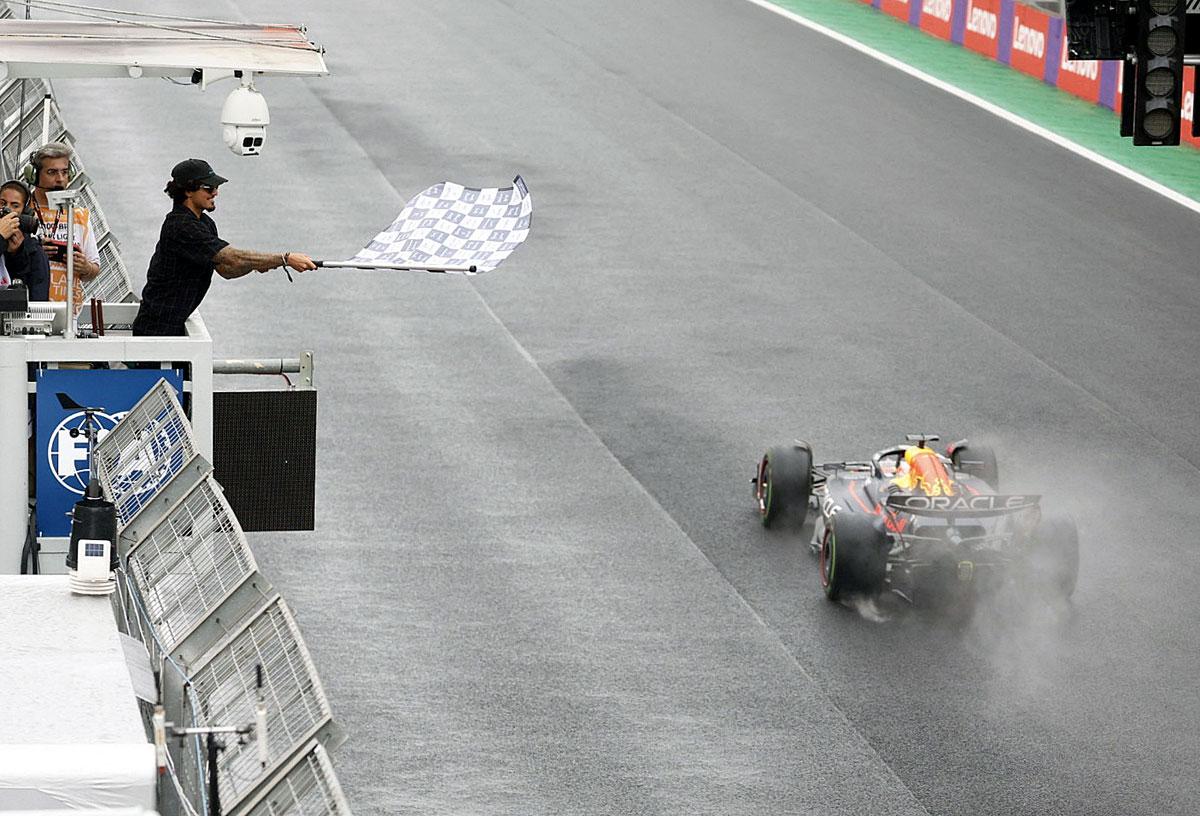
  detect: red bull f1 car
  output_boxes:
[750,435,1079,604]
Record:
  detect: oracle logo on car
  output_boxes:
[966,3,997,39]
[886,493,1040,516]
[922,0,952,22]
[1012,16,1045,59]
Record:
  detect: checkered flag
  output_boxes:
[322,176,532,274]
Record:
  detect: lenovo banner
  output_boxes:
[1056,30,1102,103]
[962,0,1002,59]
[919,0,955,40]
[1183,68,1200,149]
[860,0,1197,152]
[1007,2,1051,80]
[880,0,919,25]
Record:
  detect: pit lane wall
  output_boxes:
[858,0,1200,149]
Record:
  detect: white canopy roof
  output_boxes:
[0,20,327,79]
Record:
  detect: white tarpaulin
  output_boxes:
[0,576,155,811]
[341,175,532,274]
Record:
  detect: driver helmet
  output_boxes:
[892,446,956,497]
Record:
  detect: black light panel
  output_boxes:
[213,390,316,532]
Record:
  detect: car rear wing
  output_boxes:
[884,493,1040,517]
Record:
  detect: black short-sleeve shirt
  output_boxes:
[131,204,229,336]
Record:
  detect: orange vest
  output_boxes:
[37,203,92,309]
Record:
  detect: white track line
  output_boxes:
[744,0,1200,216]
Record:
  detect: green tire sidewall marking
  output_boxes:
[760,458,773,525]
[823,531,836,594]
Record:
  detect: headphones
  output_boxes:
[21,142,76,190]
[0,179,37,217]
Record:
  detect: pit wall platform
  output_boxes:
[857,0,1200,150]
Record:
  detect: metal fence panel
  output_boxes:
[238,742,353,816]
[68,171,110,243]
[183,597,341,813]
[1,105,75,175]
[0,78,49,136]
[95,378,199,528]
[126,475,260,652]
[89,235,137,303]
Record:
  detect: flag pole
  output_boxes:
[315,260,478,274]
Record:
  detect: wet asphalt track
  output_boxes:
[55,0,1200,813]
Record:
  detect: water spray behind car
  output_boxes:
[750,432,1079,614]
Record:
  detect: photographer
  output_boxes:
[0,180,50,301]
[131,158,316,337]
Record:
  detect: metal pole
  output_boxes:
[40,94,51,145]
[212,358,302,375]
[14,82,27,173]
[83,408,99,489]
[206,732,221,816]
[0,340,28,574]
[315,259,477,273]
[65,198,76,338]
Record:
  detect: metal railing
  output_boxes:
[125,475,260,652]
[94,378,202,530]
[179,595,344,813]
[213,352,314,387]
[99,376,350,816]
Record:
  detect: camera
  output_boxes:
[0,207,38,236]
[221,82,270,157]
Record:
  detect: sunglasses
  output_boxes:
[199,184,219,193]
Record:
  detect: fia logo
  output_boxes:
[47,410,125,495]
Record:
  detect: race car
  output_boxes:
[750,434,1079,605]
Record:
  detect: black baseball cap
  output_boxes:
[171,158,228,187]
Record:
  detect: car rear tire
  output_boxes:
[756,444,813,529]
[951,442,999,491]
[1028,513,1079,599]
[820,513,888,601]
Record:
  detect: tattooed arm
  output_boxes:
[213,247,317,279]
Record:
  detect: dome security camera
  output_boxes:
[221,80,270,156]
